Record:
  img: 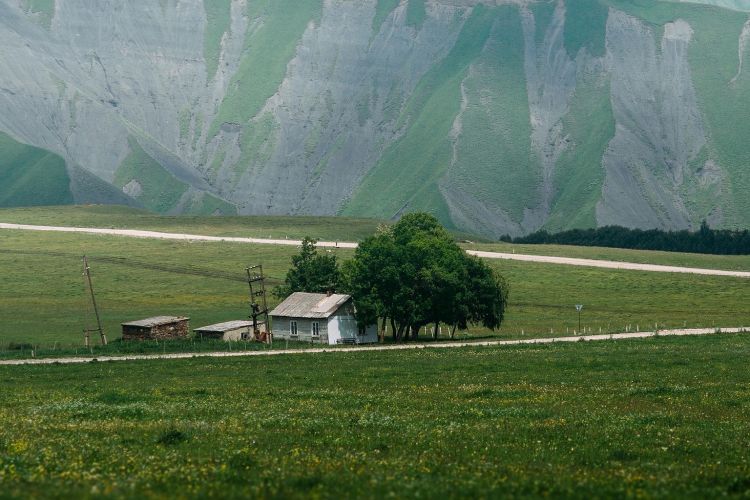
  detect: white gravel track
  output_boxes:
[0,328,746,366]
[1,223,748,278]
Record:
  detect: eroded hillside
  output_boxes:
[0,0,748,236]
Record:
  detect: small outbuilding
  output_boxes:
[194,320,255,341]
[270,292,377,345]
[122,316,190,340]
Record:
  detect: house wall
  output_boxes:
[271,316,329,344]
[196,328,248,341]
[328,310,378,345]
[222,328,246,341]
[122,320,190,340]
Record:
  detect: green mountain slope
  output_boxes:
[0,132,73,207]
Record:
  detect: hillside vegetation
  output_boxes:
[0,0,749,237]
[0,132,72,207]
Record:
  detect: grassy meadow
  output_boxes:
[1,335,749,497]
[0,205,384,242]
[0,207,747,352]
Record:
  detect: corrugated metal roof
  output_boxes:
[270,292,351,319]
[194,320,254,333]
[122,316,189,328]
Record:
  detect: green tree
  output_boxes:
[274,237,340,299]
[343,213,509,341]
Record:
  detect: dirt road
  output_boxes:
[0,327,745,366]
[1,222,748,278]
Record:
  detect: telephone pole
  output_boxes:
[83,255,107,346]
[246,265,271,343]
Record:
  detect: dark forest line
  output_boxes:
[502,222,750,255]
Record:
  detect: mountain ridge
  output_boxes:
[0,0,748,236]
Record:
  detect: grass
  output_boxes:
[563,0,608,57]
[447,6,536,223]
[185,192,238,216]
[463,240,750,271]
[6,204,745,270]
[21,0,54,29]
[372,0,399,36]
[0,338,325,361]
[0,212,747,349]
[0,334,749,497]
[208,0,323,139]
[0,132,73,208]
[545,74,613,231]
[0,205,385,241]
[203,0,232,80]
[235,112,279,183]
[405,0,426,29]
[0,229,302,346]
[113,138,188,213]
[492,258,749,336]
[343,6,496,224]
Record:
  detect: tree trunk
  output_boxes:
[432,322,439,340]
[380,317,387,343]
[396,323,405,342]
[391,319,398,342]
[411,325,418,341]
[450,324,457,340]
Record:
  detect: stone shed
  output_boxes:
[270,292,377,345]
[194,320,254,341]
[121,316,190,340]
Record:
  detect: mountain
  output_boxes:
[0,0,749,237]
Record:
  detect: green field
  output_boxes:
[0,205,384,242]
[2,205,749,269]
[0,208,747,351]
[1,335,749,497]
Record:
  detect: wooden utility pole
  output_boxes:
[246,265,271,343]
[83,255,107,346]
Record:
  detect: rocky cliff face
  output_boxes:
[598,12,708,230]
[0,0,748,235]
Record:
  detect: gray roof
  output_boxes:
[122,316,189,328]
[195,320,255,333]
[270,292,351,319]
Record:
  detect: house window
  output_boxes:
[290,320,298,336]
[311,322,320,338]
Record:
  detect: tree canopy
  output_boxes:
[342,213,509,341]
[274,237,341,298]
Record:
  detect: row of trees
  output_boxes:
[276,213,510,341]
[503,221,750,255]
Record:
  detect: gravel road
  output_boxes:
[0,222,750,278]
[0,328,745,366]
[1,222,748,278]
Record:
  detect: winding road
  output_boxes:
[1,222,749,278]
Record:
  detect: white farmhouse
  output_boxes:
[270,292,377,345]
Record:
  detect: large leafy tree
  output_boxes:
[274,237,340,298]
[342,213,509,341]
